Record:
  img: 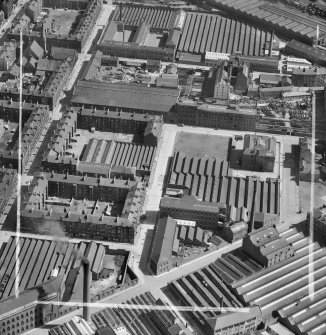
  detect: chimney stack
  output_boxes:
[82,258,91,322]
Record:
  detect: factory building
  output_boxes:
[242,227,295,267]
[92,291,193,335]
[306,208,326,242]
[70,80,178,117]
[291,67,326,87]
[160,195,228,232]
[167,151,280,217]
[285,40,326,67]
[174,101,257,131]
[0,236,105,335]
[177,11,272,60]
[242,135,276,172]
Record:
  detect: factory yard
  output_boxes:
[173,132,231,158]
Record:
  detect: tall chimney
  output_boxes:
[82,258,91,322]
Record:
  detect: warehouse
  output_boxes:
[177,12,272,57]
[80,139,156,178]
[70,81,178,116]
[167,151,280,215]
[230,226,326,334]
[209,0,326,43]
[0,236,105,335]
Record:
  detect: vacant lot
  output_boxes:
[44,9,80,35]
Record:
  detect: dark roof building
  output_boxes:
[92,291,193,335]
[70,81,178,116]
[167,151,280,217]
[285,40,326,66]
[24,40,44,61]
[149,216,178,275]
[0,236,106,334]
[51,47,77,63]
[242,226,295,267]
[242,134,276,172]
[49,316,95,335]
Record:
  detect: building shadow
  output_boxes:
[138,228,154,276]
[229,149,243,169]
[27,120,59,177]
[284,144,300,181]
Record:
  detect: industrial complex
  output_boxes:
[0,0,324,334]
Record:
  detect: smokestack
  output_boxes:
[82,258,91,322]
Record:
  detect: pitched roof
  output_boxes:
[26,40,44,60]
[150,216,177,264]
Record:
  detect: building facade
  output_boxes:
[160,195,227,232]
[174,102,257,131]
[242,135,276,172]
[292,67,326,87]
[242,227,295,267]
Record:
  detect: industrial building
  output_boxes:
[49,316,95,335]
[292,67,326,87]
[177,12,272,60]
[160,195,228,232]
[174,101,257,131]
[21,173,146,243]
[232,226,326,333]
[306,208,326,242]
[0,236,106,335]
[92,291,194,335]
[149,216,210,275]
[70,80,178,117]
[42,0,90,10]
[208,0,326,44]
[285,40,326,67]
[242,227,295,267]
[98,19,180,62]
[167,151,280,216]
[79,139,157,179]
[242,135,276,172]
[42,109,160,179]
[165,252,263,335]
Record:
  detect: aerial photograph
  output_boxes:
[0,0,325,334]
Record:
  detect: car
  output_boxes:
[177,123,184,127]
